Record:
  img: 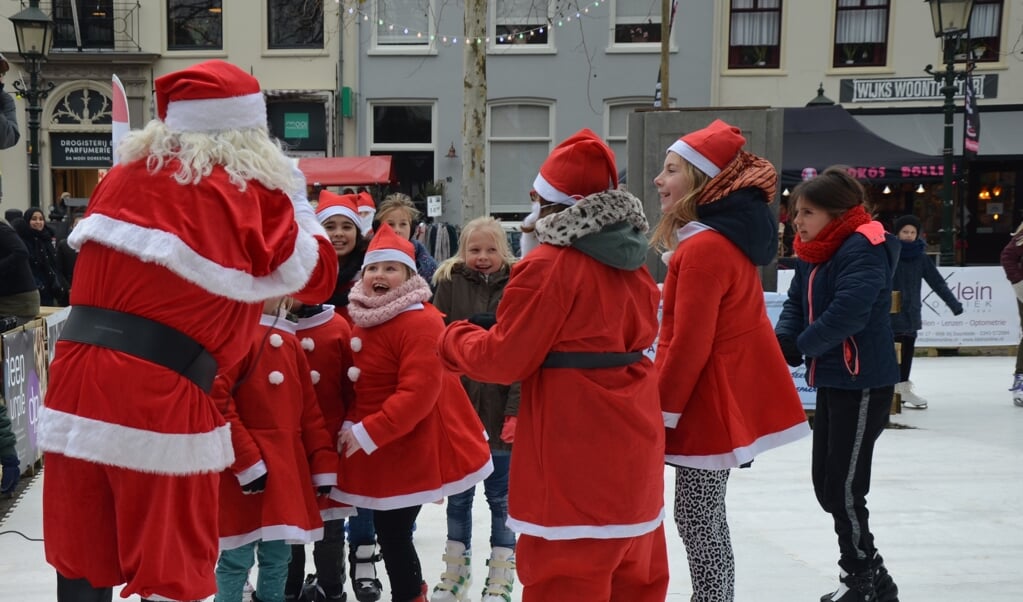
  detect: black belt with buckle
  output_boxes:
[59,305,218,393]
[541,351,645,369]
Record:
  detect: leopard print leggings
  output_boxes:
[674,466,734,602]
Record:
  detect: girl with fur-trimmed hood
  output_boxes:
[652,119,810,602]
[438,129,669,602]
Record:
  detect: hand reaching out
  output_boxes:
[339,428,363,458]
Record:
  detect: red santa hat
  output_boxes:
[667,119,746,178]
[362,223,416,272]
[357,191,376,214]
[155,59,267,133]
[315,191,362,227]
[532,128,618,206]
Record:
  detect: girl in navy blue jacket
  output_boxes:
[775,167,900,602]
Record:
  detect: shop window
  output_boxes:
[833,0,888,68]
[374,0,432,49]
[167,0,223,50]
[268,0,323,50]
[488,102,552,216]
[727,0,782,70]
[612,0,663,47]
[53,0,114,49]
[493,0,551,47]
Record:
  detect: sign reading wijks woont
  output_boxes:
[840,73,998,103]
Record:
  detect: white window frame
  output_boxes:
[488,0,556,54]
[604,99,652,178]
[608,0,676,53]
[370,0,436,55]
[367,100,438,156]
[486,100,555,215]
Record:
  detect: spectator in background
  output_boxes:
[0,52,20,150]
[376,193,437,284]
[55,213,84,299]
[14,207,66,306]
[999,221,1023,408]
[0,205,39,324]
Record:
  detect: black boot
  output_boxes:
[821,554,898,602]
[349,544,382,602]
[820,569,876,602]
[56,573,113,602]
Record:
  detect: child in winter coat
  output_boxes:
[438,129,669,602]
[285,300,358,602]
[430,217,520,602]
[650,119,811,602]
[377,193,438,284]
[335,224,493,602]
[1000,222,1023,407]
[213,298,338,602]
[775,166,901,602]
[890,214,963,409]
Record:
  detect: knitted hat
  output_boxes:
[894,214,922,235]
[532,128,618,206]
[667,119,746,178]
[362,223,416,272]
[315,190,362,227]
[155,60,266,133]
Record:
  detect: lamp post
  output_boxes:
[924,0,973,266]
[9,0,54,210]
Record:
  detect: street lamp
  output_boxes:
[924,0,973,266]
[9,0,54,210]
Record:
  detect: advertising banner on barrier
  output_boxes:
[777,266,1020,348]
[2,321,48,471]
[765,292,817,411]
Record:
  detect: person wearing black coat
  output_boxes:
[14,207,67,307]
[0,53,20,150]
[890,214,963,409]
[0,216,40,324]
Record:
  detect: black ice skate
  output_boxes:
[820,569,876,602]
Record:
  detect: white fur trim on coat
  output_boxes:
[330,458,495,511]
[37,407,234,475]
[164,92,267,134]
[69,210,327,303]
[219,524,325,551]
[665,421,810,470]
[507,506,665,541]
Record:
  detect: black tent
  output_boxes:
[782,105,947,187]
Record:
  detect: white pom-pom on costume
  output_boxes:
[268,370,284,385]
[347,366,361,382]
[269,333,284,348]
[661,250,674,266]
[350,337,362,352]
[301,337,315,351]
[310,370,321,384]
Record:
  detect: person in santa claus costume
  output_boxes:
[37,59,338,602]
[437,129,669,602]
[213,298,338,602]
[285,296,358,602]
[650,119,810,602]
[333,224,493,602]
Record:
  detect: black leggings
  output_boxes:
[374,505,423,602]
[893,333,916,383]
[286,518,346,597]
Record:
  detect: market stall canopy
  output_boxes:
[782,105,945,187]
[296,155,395,186]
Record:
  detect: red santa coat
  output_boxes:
[656,229,809,469]
[214,315,338,549]
[438,245,666,540]
[295,305,357,521]
[40,160,338,475]
[333,304,493,511]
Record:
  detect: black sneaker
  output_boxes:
[872,554,899,602]
[820,570,876,602]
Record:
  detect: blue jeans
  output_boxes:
[215,539,292,602]
[446,451,515,549]
[347,507,376,546]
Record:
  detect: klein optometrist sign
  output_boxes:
[840,73,998,103]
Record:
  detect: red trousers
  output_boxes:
[517,525,669,602]
[43,453,220,601]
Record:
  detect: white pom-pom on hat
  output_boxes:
[301,337,315,351]
[269,333,283,348]
[351,337,362,352]
[268,370,284,385]
[310,370,321,384]
[347,366,361,382]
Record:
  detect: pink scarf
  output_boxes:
[347,274,433,328]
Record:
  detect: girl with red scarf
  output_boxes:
[775,166,901,602]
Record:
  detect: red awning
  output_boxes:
[297,155,395,186]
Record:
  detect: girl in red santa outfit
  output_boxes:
[213,297,339,602]
[285,298,358,602]
[438,129,668,602]
[335,224,493,602]
[650,119,810,602]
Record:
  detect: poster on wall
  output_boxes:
[765,292,817,411]
[2,322,48,471]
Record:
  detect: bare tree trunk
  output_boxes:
[462,0,487,221]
